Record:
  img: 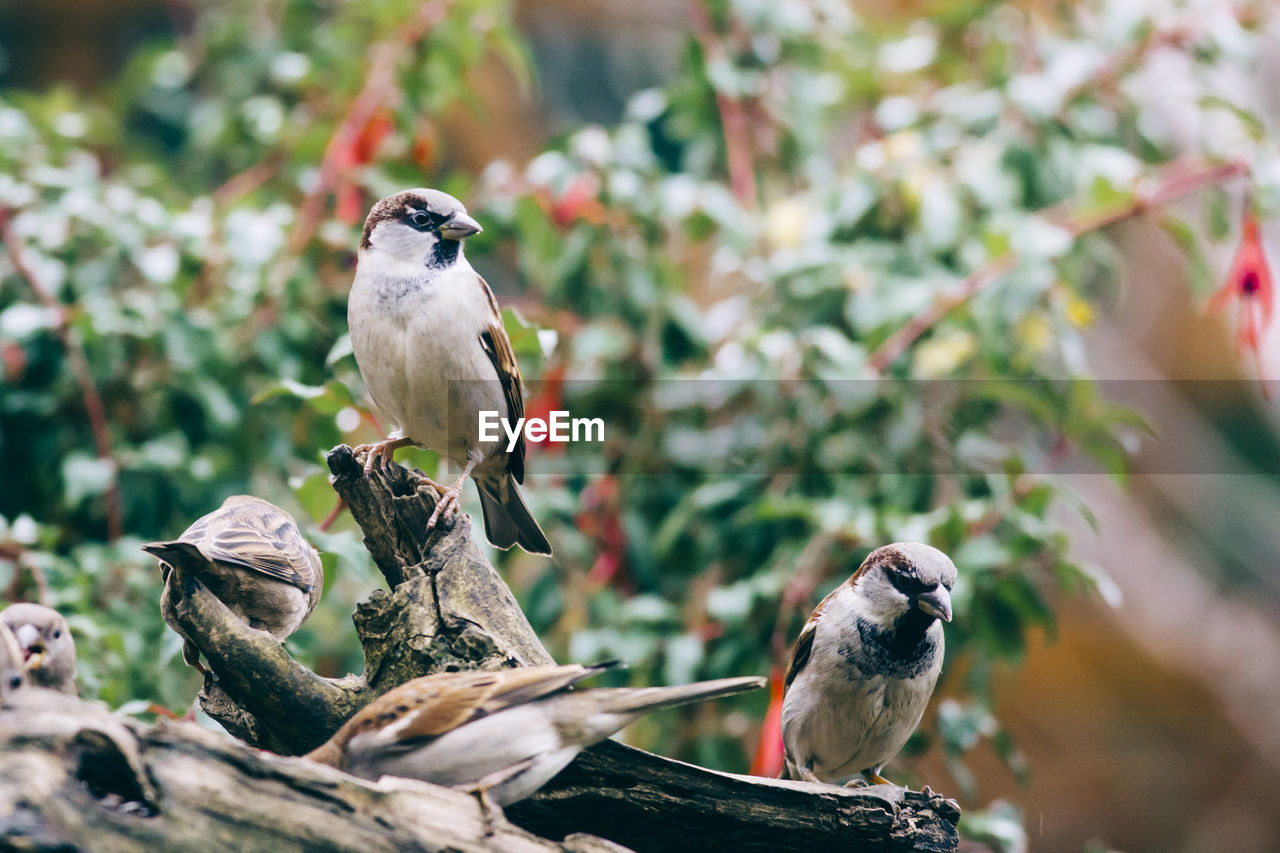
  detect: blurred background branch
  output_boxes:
[0,206,122,542]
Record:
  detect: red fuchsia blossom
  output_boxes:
[1211,208,1274,357]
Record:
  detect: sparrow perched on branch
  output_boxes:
[0,622,27,701]
[781,542,956,787]
[346,189,551,555]
[142,495,323,674]
[0,602,77,695]
[306,662,765,806]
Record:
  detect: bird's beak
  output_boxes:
[439,213,482,241]
[916,586,952,623]
[13,624,39,656]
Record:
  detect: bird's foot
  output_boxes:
[467,784,504,838]
[354,435,413,477]
[425,479,465,532]
[797,766,824,786]
[412,475,448,499]
[425,459,478,533]
[851,771,893,787]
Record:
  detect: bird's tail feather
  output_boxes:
[141,541,207,572]
[598,676,767,714]
[478,475,552,556]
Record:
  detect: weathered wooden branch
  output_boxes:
[327,444,553,672]
[0,688,622,852]
[2,444,960,851]
[514,739,961,853]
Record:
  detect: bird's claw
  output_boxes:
[412,476,447,498]
[844,778,871,788]
[470,787,501,838]
[426,482,464,532]
[354,436,411,477]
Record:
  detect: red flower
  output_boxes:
[537,174,607,230]
[1211,208,1274,356]
[577,474,631,592]
[333,110,395,223]
[524,362,566,455]
[749,665,786,778]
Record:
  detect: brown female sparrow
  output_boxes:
[0,621,27,701]
[306,662,765,806]
[781,542,956,787]
[346,189,552,556]
[0,602,77,694]
[142,495,323,674]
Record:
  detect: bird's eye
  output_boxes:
[885,567,928,596]
[7,675,19,690]
[410,211,431,229]
[52,630,61,640]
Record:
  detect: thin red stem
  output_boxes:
[691,2,756,206]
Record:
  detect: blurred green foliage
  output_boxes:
[1,0,1276,844]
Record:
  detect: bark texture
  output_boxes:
[0,689,622,853]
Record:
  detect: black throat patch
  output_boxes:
[843,610,938,680]
[427,238,461,270]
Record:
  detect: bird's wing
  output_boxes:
[475,273,526,483]
[182,497,318,593]
[784,585,841,689]
[334,664,603,755]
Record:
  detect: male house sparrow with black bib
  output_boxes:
[347,189,551,556]
[0,602,77,694]
[306,662,764,806]
[143,495,323,674]
[781,542,956,787]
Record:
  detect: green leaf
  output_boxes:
[1205,184,1232,242]
[252,379,356,415]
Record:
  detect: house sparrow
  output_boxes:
[0,602,77,694]
[306,662,765,806]
[781,542,956,787]
[347,189,551,556]
[0,622,26,701]
[142,495,323,674]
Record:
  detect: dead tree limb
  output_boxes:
[0,688,622,853]
[513,739,961,852]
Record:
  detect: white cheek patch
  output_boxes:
[371,220,437,264]
[849,579,907,624]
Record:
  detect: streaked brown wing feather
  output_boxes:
[784,551,881,689]
[181,497,319,593]
[784,620,817,690]
[476,274,526,483]
[336,664,596,751]
[783,585,842,690]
